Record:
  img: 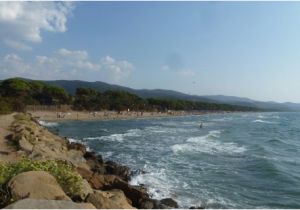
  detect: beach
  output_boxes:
[28,110,233,122]
[28,110,187,122]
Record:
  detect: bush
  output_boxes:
[0,98,13,115]
[13,113,31,122]
[0,158,83,196]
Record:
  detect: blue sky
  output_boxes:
[1,2,300,102]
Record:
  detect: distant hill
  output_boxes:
[43,80,217,103]
[23,79,300,112]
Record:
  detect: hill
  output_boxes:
[43,79,300,111]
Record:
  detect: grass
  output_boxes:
[0,158,83,196]
[13,113,31,122]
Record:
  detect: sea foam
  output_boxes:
[172,130,246,155]
[38,120,58,127]
[84,128,142,142]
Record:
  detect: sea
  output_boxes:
[45,112,300,208]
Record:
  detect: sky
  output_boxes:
[1,2,300,103]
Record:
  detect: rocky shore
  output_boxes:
[0,113,179,209]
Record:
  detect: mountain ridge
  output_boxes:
[10,78,300,111]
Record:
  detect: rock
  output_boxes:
[78,179,94,200]
[139,198,179,209]
[138,198,156,209]
[67,142,86,154]
[88,174,149,207]
[76,166,93,180]
[87,159,106,174]
[159,198,179,208]
[18,137,33,153]
[105,160,131,181]
[5,198,96,209]
[84,151,104,164]
[8,171,71,201]
[83,151,97,161]
[87,189,135,209]
[84,152,105,174]
[189,206,205,209]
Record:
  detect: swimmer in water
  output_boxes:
[199,122,203,128]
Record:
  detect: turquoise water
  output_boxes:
[49,112,300,208]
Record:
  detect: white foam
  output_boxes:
[68,138,80,143]
[130,166,173,199]
[38,120,58,127]
[252,119,277,124]
[84,128,142,142]
[211,117,232,122]
[172,130,246,155]
[67,138,91,151]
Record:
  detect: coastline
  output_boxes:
[0,113,181,209]
[28,110,235,122]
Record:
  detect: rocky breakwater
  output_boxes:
[0,113,178,209]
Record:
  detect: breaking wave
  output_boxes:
[84,128,142,142]
[171,130,246,155]
[38,120,58,127]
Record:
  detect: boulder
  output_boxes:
[138,197,179,209]
[87,189,135,209]
[138,198,156,209]
[159,198,179,208]
[18,137,33,153]
[77,179,94,200]
[5,198,96,209]
[105,160,131,181]
[76,166,93,180]
[67,142,86,154]
[189,206,205,209]
[8,171,70,201]
[84,152,105,174]
[88,174,149,207]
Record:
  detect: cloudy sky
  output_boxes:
[1,2,300,102]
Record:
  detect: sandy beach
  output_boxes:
[28,110,190,122]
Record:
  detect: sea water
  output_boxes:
[48,112,300,208]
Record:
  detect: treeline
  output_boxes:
[0,78,70,114]
[0,78,258,114]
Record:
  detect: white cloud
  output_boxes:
[3,39,32,51]
[100,56,134,81]
[58,48,88,60]
[0,49,134,82]
[0,2,74,50]
[0,53,33,78]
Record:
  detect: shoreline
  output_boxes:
[0,113,181,209]
[28,110,237,123]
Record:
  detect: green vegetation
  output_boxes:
[0,78,258,113]
[0,158,83,196]
[146,98,257,111]
[72,87,257,112]
[0,78,71,113]
[73,88,146,111]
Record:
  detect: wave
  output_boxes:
[212,117,233,122]
[187,130,222,143]
[130,163,236,208]
[68,138,91,151]
[172,130,246,155]
[130,166,173,199]
[38,120,58,127]
[252,119,277,124]
[267,139,284,144]
[84,128,142,142]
